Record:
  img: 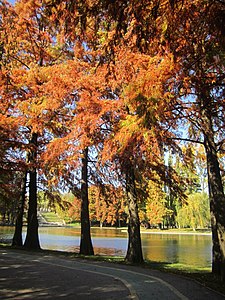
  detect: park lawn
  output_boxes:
[41,212,63,223]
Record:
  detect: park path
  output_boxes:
[0,248,224,299]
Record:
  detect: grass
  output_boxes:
[143,260,225,296]
[149,265,225,297]
[140,228,211,235]
[40,212,79,226]
[41,212,63,223]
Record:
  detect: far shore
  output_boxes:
[92,226,212,236]
[53,224,212,236]
[139,229,211,236]
[0,223,212,236]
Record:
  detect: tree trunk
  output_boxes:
[200,92,225,282]
[204,134,225,282]
[12,172,27,247]
[79,147,94,255]
[125,163,143,264]
[24,133,40,250]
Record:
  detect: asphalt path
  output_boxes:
[0,248,225,300]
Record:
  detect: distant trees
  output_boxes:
[0,171,24,226]
[177,192,210,231]
[145,178,172,228]
[57,176,210,232]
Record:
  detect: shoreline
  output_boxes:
[119,227,212,236]
[0,224,212,236]
[139,230,211,236]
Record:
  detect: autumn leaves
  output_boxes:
[1,0,225,280]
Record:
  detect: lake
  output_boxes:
[0,226,212,268]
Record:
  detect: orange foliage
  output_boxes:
[68,185,127,226]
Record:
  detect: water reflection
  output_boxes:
[141,233,212,267]
[0,226,212,268]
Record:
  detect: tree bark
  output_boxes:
[200,92,225,282]
[24,133,40,250]
[79,147,94,255]
[125,163,143,264]
[204,134,225,282]
[12,172,27,247]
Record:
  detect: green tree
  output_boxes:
[177,192,210,230]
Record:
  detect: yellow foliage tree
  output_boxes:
[145,178,173,227]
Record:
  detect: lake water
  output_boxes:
[0,226,212,268]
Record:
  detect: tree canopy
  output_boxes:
[0,0,225,281]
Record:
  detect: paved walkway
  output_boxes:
[0,249,224,299]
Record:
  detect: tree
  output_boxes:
[12,171,27,247]
[24,133,40,249]
[157,1,225,280]
[0,169,24,225]
[79,147,94,255]
[176,192,210,230]
[124,161,143,263]
[0,0,81,249]
[88,184,127,227]
[54,0,225,281]
[4,0,224,277]
[145,178,172,228]
[0,1,26,227]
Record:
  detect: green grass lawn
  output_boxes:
[40,212,79,226]
[41,212,63,223]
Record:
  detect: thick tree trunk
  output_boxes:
[204,134,225,282]
[125,163,143,264]
[200,92,225,282]
[79,147,94,255]
[24,133,40,250]
[12,172,27,247]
